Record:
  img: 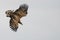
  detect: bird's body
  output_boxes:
[5,4,28,32]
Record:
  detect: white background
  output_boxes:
[0,0,60,40]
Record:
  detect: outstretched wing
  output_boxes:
[10,18,18,32]
[14,4,28,18]
[13,4,28,25]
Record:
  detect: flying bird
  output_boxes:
[5,4,28,32]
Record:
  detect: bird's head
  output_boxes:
[5,10,14,17]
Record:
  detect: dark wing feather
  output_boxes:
[10,18,18,32]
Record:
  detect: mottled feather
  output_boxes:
[5,4,28,32]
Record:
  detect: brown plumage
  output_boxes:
[5,4,28,32]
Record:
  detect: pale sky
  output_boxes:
[0,0,60,40]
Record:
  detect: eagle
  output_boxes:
[5,4,28,32]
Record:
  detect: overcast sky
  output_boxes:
[0,0,60,40]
